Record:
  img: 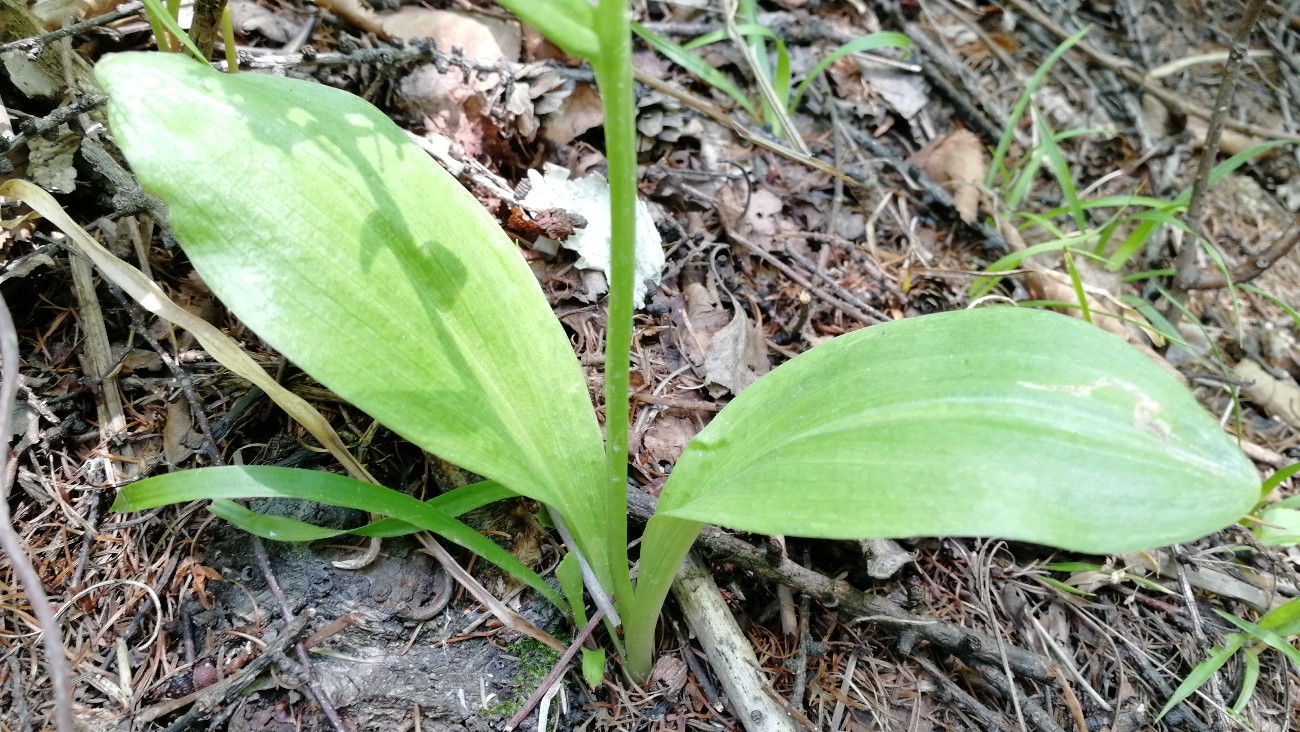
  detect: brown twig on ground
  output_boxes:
[1165,0,1269,324]
[0,1,142,54]
[143,609,315,728]
[728,231,883,325]
[0,292,75,732]
[188,0,227,59]
[415,532,568,653]
[1184,214,1300,290]
[912,655,1017,729]
[624,487,1055,680]
[251,539,350,732]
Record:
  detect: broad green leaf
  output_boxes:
[95,54,613,588]
[657,307,1258,553]
[1254,502,1300,546]
[113,466,565,609]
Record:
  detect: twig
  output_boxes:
[503,607,606,731]
[782,244,891,322]
[913,655,1016,729]
[969,661,1068,732]
[147,610,314,729]
[414,533,567,653]
[1186,215,1300,290]
[729,231,882,325]
[251,540,349,732]
[1165,0,1269,323]
[0,293,75,732]
[0,2,142,55]
[1172,546,1230,730]
[189,0,227,59]
[1002,0,1294,142]
[104,281,224,465]
[624,487,1056,680]
[0,94,107,156]
[673,553,801,732]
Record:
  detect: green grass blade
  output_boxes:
[1231,648,1261,714]
[1062,250,1091,324]
[1156,637,1245,720]
[790,32,911,112]
[1258,596,1300,633]
[1032,575,1096,597]
[1215,610,1300,668]
[1260,462,1300,500]
[632,23,758,116]
[1239,283,1300,330]
[1032,108,1085,233]
[987,26,1091,188]
[140,0,206,61]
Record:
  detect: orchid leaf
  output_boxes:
[94,53,615,590]
[657,307,1257,552]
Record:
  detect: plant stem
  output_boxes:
[592,0,638,635]
[1165,0,1267,324]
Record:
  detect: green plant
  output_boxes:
[631,19,909,139]
[1157,596,1300,720]
[70,1,1263,686]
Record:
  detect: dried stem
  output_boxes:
[1162,0,1269,322]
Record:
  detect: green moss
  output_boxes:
[481,639,564,719]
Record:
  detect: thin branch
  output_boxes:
[1166,0,1270,321]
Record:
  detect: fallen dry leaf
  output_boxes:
[542,82,604,145]
[911,128,987,224]
[641,414,699,467]
[1000,219,1161,348]
[679,275,767,396]
[163,396,196,466]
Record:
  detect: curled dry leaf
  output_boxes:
[679,277,768,397]
[1235,358,1300,429]
[911,128,988,224]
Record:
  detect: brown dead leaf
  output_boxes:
[383,8,521,156]
[679,276,767,396]
[163,396,196,466]
[999,219,1161,348]
[911,128,988,224]
[317,0,384,37]
[641,414,699,466]
[542,82,604,145]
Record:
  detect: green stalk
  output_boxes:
[591,0,638,642]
